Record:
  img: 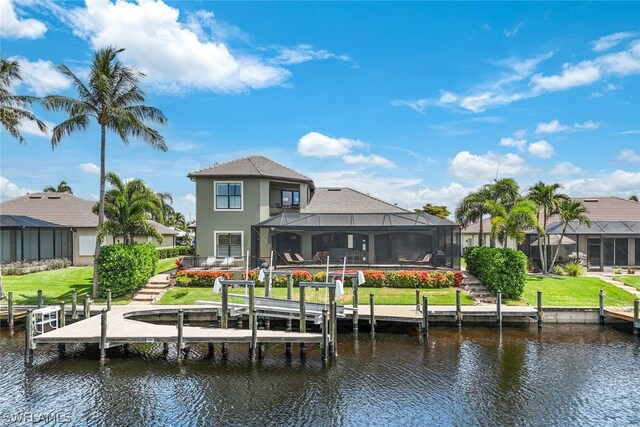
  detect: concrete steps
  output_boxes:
[130,274,173,304]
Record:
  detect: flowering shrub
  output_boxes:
[177,270,234,287]
[175,258,184,271]
[385,270,458,288]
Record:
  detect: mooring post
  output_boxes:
[83,295,91,319]
[496,290,502,329]
[71,290,77,320]
[177,310,184,360]
[330,300,337,356]
[456,289,462,328]
[248,285,255,331]
[106,289,112,311]
[599,290,605,325]
[100,308,108,362]
[59,301,66,328]
[37,289,43,309]
[537,290,543,329]
[353,278,359,332]
[321,308,328,362]
[634,299,639,335]
[422,295,429,337]
[221,284,228,329]
[299,286,306,356]
[7,291,14,329]
[24,309,33,366]
[415,289,420,310]
[251,308,258,361]
[369,293,375,334]
[286,275,293,332]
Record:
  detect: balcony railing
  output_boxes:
[269,204,300,216]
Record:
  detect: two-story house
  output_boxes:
[188,156,461,268]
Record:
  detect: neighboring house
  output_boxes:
[461,197,640,270]
[188,156,461,268]
[0,192,178,265]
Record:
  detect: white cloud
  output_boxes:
[616,149,640,164]
[562,170,640,196]
[503,21,525,38]
[499,137,527,151]
[79,162,100,174]
[513,129,527,139]
[184,193,196,204]
[527,140,554,158]
[449,151,529,181]
[618,130,640,135]
[0,0,47,39]
[297,132,366,158]
[390,99,429,114]
[10,56,71,96]
[18,115,53,138]
[271,44,352,65]
[0,176,33,200]
[535,119,600,134]
[549,162,583,176]
[342,154,396,169]
[51,0,290,93]
[592,31,637,52]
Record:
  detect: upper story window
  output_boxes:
[281,190,300,207]
[215,182,243,210]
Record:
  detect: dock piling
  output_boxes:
[100,308,107,362]
[59,301,66,328]
[321,308,328,362]
[353,278,359,332]
[37,289,43,309]
[456,289,462,328]
[415,289,420,310]
[286,276,293,332]
[369,293,375,334]
[330,300,337,356]
[107,289,112,311]
[599,290,605,325]
[422,295,429,337]
[634,299,639,335]
[537,290,543,329]
[7,291,14,329]
[496,291,502,329]
[177,310,184,360]
[71,290,77,320]
[250,308,258,361]
[83,295,91,319]
[24,309,33,366]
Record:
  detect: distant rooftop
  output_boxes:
[307,188,409,214]
[188,156,314,188]
[0,192,98,227]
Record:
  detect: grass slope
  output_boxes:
[506,275,636,307]
[613,275,640,291]
[157,286,474,306]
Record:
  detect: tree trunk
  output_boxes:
[478,216,484,247]
[92,125,106,298]
[549,224,568,273]
[541,207,548,274]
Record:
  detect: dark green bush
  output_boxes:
[464,246,527,299]
[97,243,159,297]
[157,245,193,259]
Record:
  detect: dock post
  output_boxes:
[71,290,77,320]
[321,308,328,362]
[8,291,14,329]
[251,308,258,361]
[599,290,605,325]
[24,309,33,366]
[37,289,43,309]
[422,296,429,337]
[83,295,91,319]
[353,278,359,332]
[107,289,112,311]
[177,310,184,360]
[634,299,639,335]
[369,293,375,334]
[299,286,306,356]
[100,308,108,363]
[456,289,462,328]
[415,289,420,310]
[59,301,66,328]
[330,300,337,356]
[537,290,543,329]
[496,291,502,329]
[221,284,228,329]
[248,285,255,331]
[207,343,214,359]
[286,275,293,332]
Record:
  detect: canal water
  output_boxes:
[1,325,638,426]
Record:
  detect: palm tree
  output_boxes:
[488,198,540,248]
[527,182,569,274]
[96,172,164,244]
[155,191,175,225]
[43,46,167,297]
[455,186,492,247]
[0,58,46,143]
[548,200,591,272]
[487,178,521,247]
[173,212,188,231]
[43,180,73,194]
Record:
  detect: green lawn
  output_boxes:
[613,275,640,291]
[157,286,474,306]
[505,275,636,307]
[1,257,180,305]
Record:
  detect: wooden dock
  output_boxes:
[350,304,538,323]
[604,307,636,323]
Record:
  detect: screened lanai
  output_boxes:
[0,215,72,263]
[253,212,461,269]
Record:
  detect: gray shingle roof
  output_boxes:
[148,220,180,236]
[188,156,314,186]
[307,188,409,214]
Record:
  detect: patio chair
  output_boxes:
[414,253,433,265]
[284,252,304,265]
[293,253,306,263]
[398,251,420,264]
[219,257,236,269]
[201,256,218,268]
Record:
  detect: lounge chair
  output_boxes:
[293,253,306,263]
[284,252,304,265]
[219,257,236,268]
[398,252,420,264]
[201,256,219,268]
[414,253,433,265]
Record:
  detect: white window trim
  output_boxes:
[214,230,244,258]
[214,180,244,212]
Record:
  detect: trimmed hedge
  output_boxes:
[97,243,158,297]
[157,245,193,259]
[464,246,527,299]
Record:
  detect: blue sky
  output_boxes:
[1,0,639,220]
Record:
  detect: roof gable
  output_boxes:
[188,156,313,186]
[307,188,409,214]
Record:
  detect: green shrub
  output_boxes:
[157,245,193,259]
[464,247,527,299]
[97,243,158,297]
[563,261,585,277]
[550,265,565,276]
[177,270,234,287]
[0,258,72,275]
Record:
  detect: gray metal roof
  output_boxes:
[188,156,314,187]
[0,215,66,228]
[256,212,457,230]
[307,188,409,214]
[545,220,640,235]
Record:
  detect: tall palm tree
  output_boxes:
[43,180,73,194]
[155,191,175,225]
[0,58,46,143]
[527,182,569,274]
[173,212,188,231]
[487,178,521,247]
[96,172,163,244]
[488,198,540,248]
[43,46,167,297]
[548,200,591,272]
[455,185,492,247]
